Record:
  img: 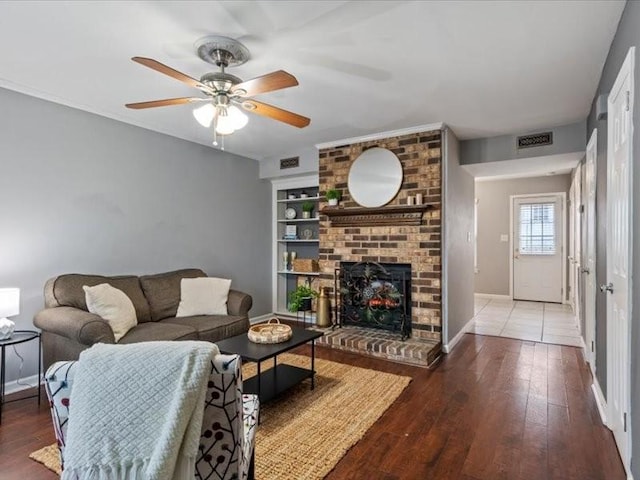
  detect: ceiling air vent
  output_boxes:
[517,131,553,149]
[280,156,300,169]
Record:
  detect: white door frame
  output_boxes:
[584,129,598,374]
[605,46,634,475]
[509,192,567,303]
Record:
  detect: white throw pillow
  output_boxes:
[83,283,137,342]
[176,277,232,317]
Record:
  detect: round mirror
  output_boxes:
[348,147,403,208]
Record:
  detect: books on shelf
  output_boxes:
[283,234,299,240]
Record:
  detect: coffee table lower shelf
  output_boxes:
[244,364,314,403]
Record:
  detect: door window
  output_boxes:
[519,202,555,255]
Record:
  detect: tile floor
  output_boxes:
[470,296,583,347]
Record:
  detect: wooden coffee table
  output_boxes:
[216,326,324,403]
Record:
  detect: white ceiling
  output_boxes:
[0,1,625,161]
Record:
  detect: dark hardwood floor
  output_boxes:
[0,333,625,479]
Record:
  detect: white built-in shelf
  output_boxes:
[277,218,320,223]
[277,270,320,276]
[277,239,319,243]
[277,195,322,203]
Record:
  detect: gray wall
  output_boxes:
[0,87,272,384]
[475,174,571,296]
[443,128,475,345]
[259,146,319,179]
[460,121,586,165]
[585,2,640,476]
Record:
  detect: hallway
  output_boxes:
[470,297,582,347]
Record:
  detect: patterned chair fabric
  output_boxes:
[45,353,259,480]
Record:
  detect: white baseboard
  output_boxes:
[474,293,511,301]
[249,313,274,325]
[3,373,41,396]
[591,378,608,427]
[443,316,474,353]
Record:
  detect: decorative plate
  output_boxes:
[285,207,297,219]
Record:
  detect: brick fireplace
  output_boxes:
[315,129,442,366]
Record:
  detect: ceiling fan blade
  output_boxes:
[242,99,310,128]
[131,57,211,92]
[125,97,206,109]
[231,70,298,97]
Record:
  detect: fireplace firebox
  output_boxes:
[335,262,411,340]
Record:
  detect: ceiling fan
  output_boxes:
[125,35,310,139]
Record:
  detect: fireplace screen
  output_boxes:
[336,262,411,340]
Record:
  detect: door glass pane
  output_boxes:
[519,202,555,255]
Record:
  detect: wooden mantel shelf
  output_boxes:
[320,204,437,227]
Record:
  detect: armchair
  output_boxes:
[45,352,258,480]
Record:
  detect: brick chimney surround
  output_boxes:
[315,129,442,366]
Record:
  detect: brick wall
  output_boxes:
[318,130,442,342]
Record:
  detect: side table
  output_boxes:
[0,330,41,424]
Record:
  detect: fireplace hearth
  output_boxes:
[335,261,411,340]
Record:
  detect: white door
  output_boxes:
[584,129,597,372]
[571,166,582,329]
[605,46,634,472]
[513,195,563,303]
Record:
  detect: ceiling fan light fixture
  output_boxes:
[215,113,236,135]
[228,105,248,130]
[193,102,215,128]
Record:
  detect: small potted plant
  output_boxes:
[326,188,341,206]
[288,284,319,312]
[301,200,314,219]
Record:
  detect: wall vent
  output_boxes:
[279,156,300,169]
[517,131,553,149]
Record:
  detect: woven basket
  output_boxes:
[248,318,293,344]
[293,258,319,272]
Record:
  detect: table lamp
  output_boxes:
[0,288,19,340]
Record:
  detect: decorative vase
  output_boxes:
[316,287,332,327]
[0,318,15,340]
[328,198,338,206]
[302,211,311,219]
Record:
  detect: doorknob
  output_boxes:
[582,268,590,275]
[600,283,614,293]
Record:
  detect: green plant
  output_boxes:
[326,189,341,201]
[288,284,319,312]
[301,201,314,212]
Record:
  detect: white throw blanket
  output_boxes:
[61,341,219,480]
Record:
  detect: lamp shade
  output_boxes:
[193,103,215,128]
[0,288,19,317]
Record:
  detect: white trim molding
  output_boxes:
[474,293,512,301]
[591,378,608,427]
[3,373,41,396]
[249,313,274,325]
[442,316,475,353]
[315,122,445,150]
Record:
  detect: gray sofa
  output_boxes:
[34,268,252,369]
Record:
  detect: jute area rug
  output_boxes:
[30,353,411,480]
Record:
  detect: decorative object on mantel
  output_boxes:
[326,188,342,206]
[348,147,403,208]
[0,288,19,340]
[301,201,314,219]
[321,204,436,227]
[248,318,293,344]
[407,195,415,205]
[416,193,423,204]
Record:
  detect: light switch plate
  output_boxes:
[500,234,509,242]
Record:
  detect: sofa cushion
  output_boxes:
[161,315,249,343]
[83,284,137,342]
[117,322,198,343]
[176,277,232,317]
[53,274,151,323]
[139,269,207,321]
